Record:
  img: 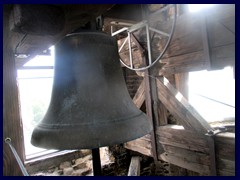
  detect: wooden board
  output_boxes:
[132,80,145,108]
[128,156,141,176]
[215,132,235,161]
[156,77,213,133]
[159,152,210,175]
[215,132,235,176]
[156,125,209,153]
[124,135,152,157]
[216,158,235,176]
[160,43,234,75]
[156,126,235,176]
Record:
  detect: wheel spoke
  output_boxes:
[149,27,170,37]
[118,36,129,52]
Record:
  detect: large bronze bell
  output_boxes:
[31,31,152,150]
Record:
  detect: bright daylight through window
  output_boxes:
[188,67,235,124]
[187,4,235,126]
[17,46,57,159]
[188,4,215,13]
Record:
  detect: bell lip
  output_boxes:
[31,112,153,150]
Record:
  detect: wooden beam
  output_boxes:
[124,134,152,157]
[215,132,235,176]
[10,5,65,35]
[128,156,141,176]
[157,126,211,175]
[129,33,158,160]
[157,101,168,126]
[144,71,158,160]
[156,126,235,176]
[3,5,25,176]
[159,152,210,175]
[215,132,235,161]
[156,77,213,134]
[160,50,206,75]
[156,125,209,153]
[132,80,145,108]
[160,43,234,75]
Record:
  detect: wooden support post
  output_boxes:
[92,148,101,176]
[130,34,159,159]
[128,156,141,176]
[144,69,158,160]
[3,5,25,176]
[205,133,217,175]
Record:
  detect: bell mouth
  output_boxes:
[31,112,152,150]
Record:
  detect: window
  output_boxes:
[17,47,58,159]
[188,67,235,123]
[188,4,216,13]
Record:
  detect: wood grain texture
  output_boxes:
[159,152,210,175]
[4,5,25,176]
[128,156,141,176]
[132,80,145,108]
[156,4,235,74]
[159,43,234,75]
[124,134,152,157]
[156,125,209,153]
[215,132,235,175]
[156,125,235,175]
[156,77,213,133]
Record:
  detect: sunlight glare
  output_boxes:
[188,4,215,13]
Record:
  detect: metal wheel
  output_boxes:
[112,4,177,71]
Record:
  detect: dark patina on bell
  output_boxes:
[31,31,152,150]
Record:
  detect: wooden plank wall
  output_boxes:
[156,125,235,175]
[215,133,235,175]
[158,4,235,75]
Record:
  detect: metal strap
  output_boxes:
[5,138,29,176]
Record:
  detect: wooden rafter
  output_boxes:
[156,77,213,134]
